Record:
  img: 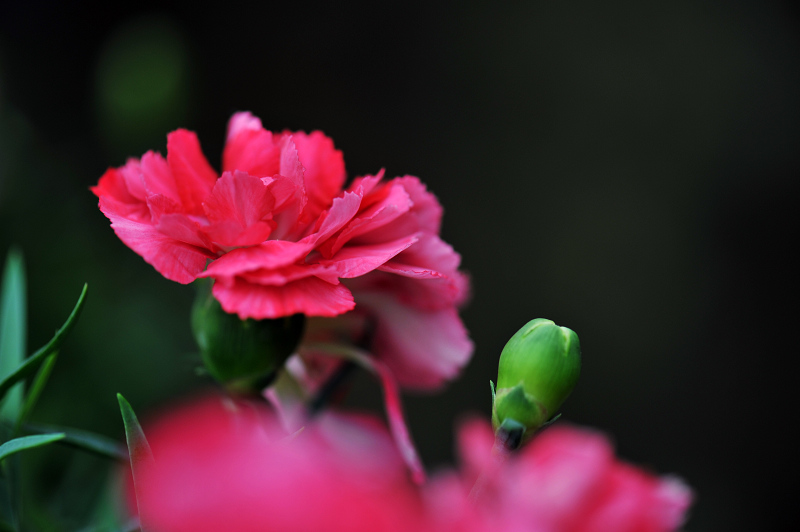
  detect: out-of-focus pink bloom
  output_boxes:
[132,395,425,532]
[126,397,691,532]
[269,346,427,484]
[93,112,472,388]
[432,420,693,532]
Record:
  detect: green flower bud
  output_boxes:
[191,282,304,394]
[492,318,581,443]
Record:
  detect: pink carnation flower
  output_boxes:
[432,420,694,532]
[132,395,425,532]
[92,112,472,387]
[127,397,692,532]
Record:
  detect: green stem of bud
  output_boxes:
[495,418,525,452]
[468,422,519,505]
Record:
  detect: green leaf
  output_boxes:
[25,422,127,461]
[0,283,87,401]
[0,248,26,422]
[14,351,58,435]
[117,394,152,464]
[541,412,562,428]
[0,433,65,463]
[118,394,153,532]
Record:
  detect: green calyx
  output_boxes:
[491,318,581,442]
[191,281,305,394]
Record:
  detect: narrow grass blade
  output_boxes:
[0,433,65,463]
[118,394,153,532]
[25,422,127,461]
[0,283,87,400]
[0,249,26,422]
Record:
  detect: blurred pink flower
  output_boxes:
[132,395,425,532]
[430,420,694,532]
[93,112,472,386]
[127,397,691,532]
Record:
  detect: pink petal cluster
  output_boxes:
[134,395,424,532]
[92,112,472,387]
[130,397,692,532]
[436,420,694,532]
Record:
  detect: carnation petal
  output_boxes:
[200,240,313,278]
[375,234,469,308]
[203,171,275,247]
[309,191,364,244]
[354,291,473,389]
[513,426,616,527]
[223,124,282,177]
[346,176,443,244]
[92,169,149,221]
[395,234,461,274]
[239,264,334,286]
[393,175,443,234]
[226,111,263,142]
[92,167,137,204]
[323,182,412,257]
[268,136,307,237]
[456,418,497,483]
[451,423,693,532]
[213,276,355,319]
[103,208,212,284]
[504,426,693,532]
[319,235,419,279]
[292,131,346,221]
[347,172,384,196]
[147,194,210,249]
[278,135,305,187]
[351,267,467,311]
[137,397,421,532]
[140,151,179,202]
[117,158,149,201]
[205,221,275,249]
[167,129,218,214]
[204,171,274,225]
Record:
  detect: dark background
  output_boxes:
[1,1,798,530]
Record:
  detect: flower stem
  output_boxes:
[308,361,356,416]
[467,426,521,504]
[301,344,426,485]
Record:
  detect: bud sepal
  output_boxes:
[191,281,305,394]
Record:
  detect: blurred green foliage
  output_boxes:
[0,250,120,529]
[94,16,190,158]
